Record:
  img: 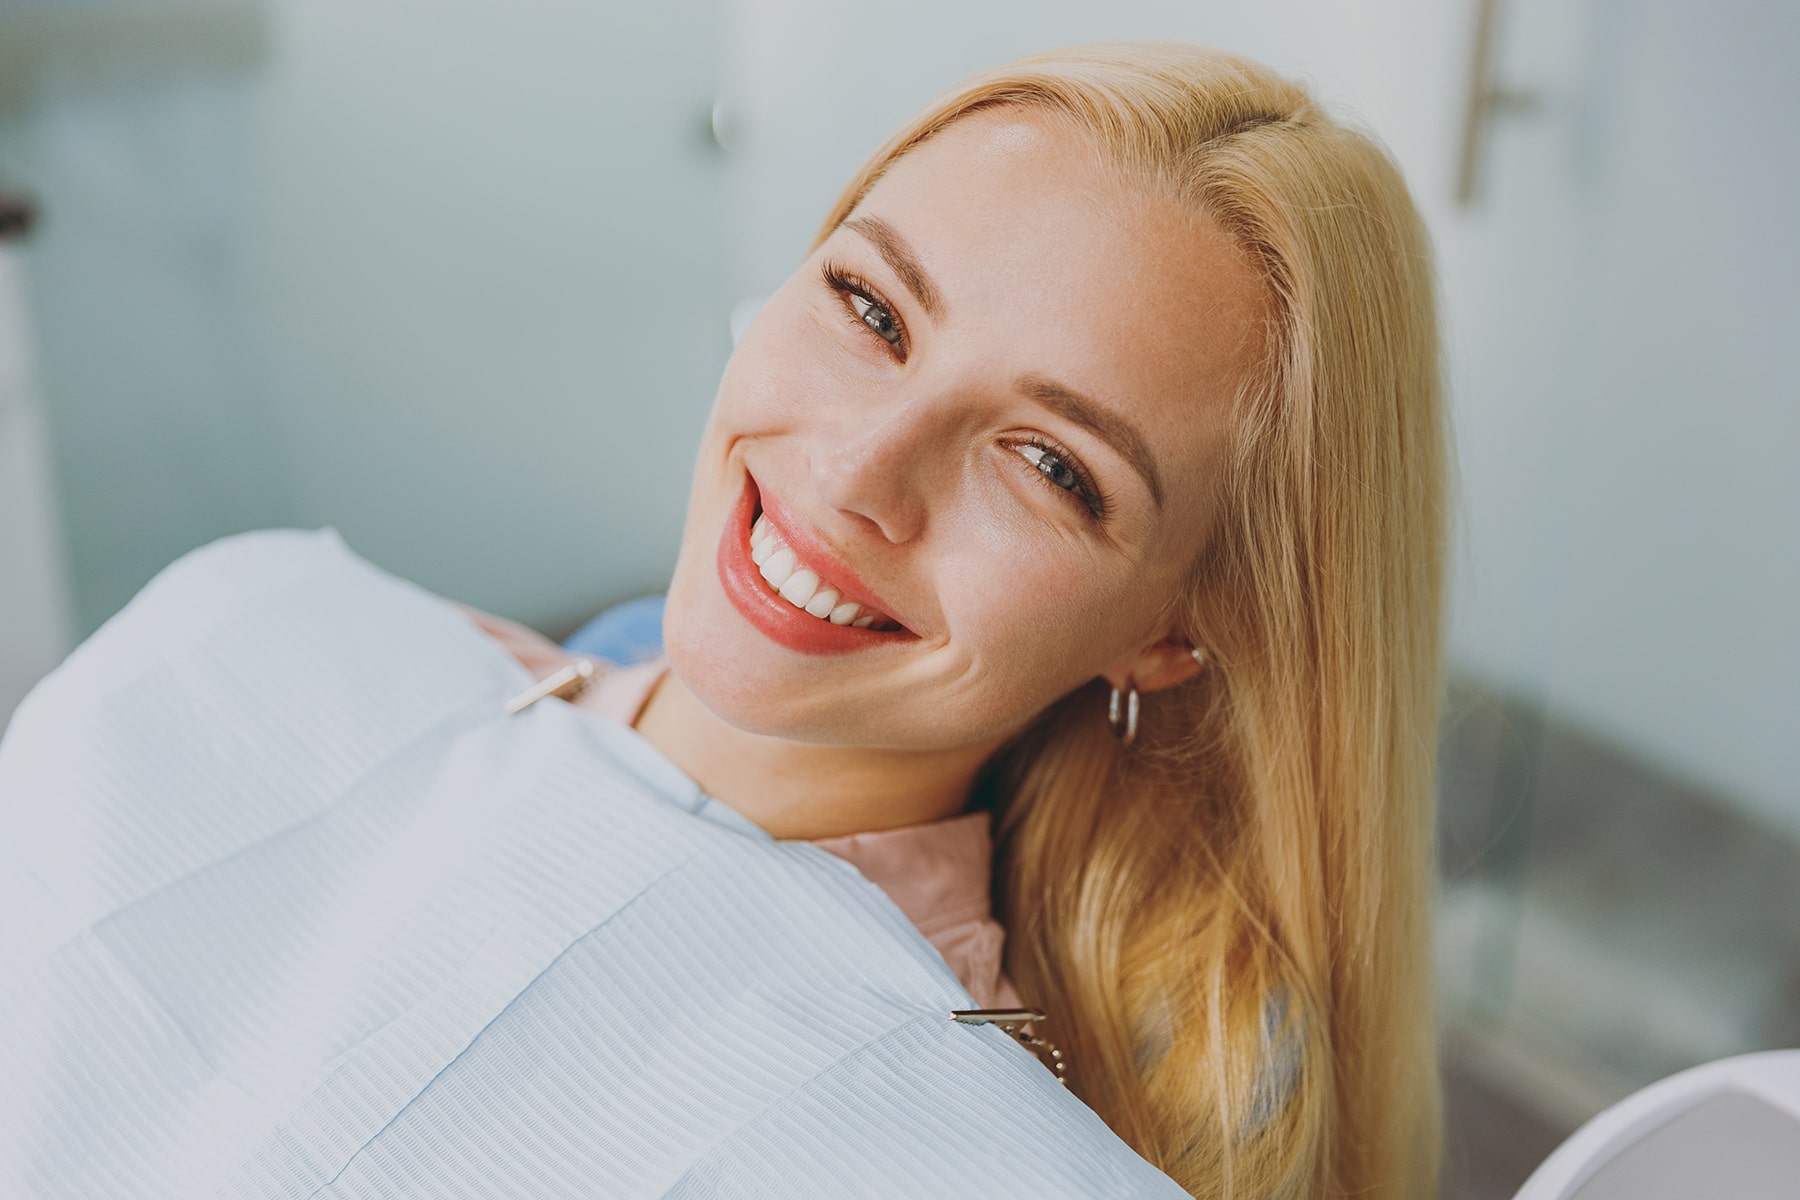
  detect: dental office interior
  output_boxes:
[1,1,1795,1196]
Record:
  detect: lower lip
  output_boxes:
[716,476,908,656]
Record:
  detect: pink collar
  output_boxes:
[571,655,1020,1008]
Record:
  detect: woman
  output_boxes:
[1,41,1445,1199]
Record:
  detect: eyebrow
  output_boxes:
[844,216,945,320]
[840,216,1163,510]
[1018,374,1166,509]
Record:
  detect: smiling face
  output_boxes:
[661,109,1270,752]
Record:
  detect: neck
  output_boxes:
[633,668,998,841]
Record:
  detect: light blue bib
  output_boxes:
[0,529,1185,1198]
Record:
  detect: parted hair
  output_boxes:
[811,42,1448,1199]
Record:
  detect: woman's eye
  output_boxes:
[1016,443,1081,493]
[819,261,908,354]
[847,291,903,347]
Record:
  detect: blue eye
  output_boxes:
[1014,441,1109,520]
[820,261,908,355]
[1016,443,1080,492]
[846,291,903,347]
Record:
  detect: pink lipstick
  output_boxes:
[716,473,913,655]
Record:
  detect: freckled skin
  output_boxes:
[638,110,1269,836]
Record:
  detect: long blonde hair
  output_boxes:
[811,43,1447,1199]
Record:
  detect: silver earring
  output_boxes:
[1107,681,1140,746]
[1189,646,1207,667]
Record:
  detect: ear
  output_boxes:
[1100,633,1207,695]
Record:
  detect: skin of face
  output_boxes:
[644,109,1268,828]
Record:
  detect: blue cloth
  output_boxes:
[0,530,1186,1198]
[563,592,666,664]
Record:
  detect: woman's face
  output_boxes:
[662,110,1269,752]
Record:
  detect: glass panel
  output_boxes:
[1435,0,1800,1192]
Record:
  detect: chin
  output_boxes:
[664,599,1033,757]
[661,589,794,738]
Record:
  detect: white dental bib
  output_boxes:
[0,529,1182,1198]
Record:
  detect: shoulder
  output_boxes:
[0,527,518,949]
[455,602,579,678]
[672,1009,1189,1198]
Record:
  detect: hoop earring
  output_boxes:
[1107,681,1140,747]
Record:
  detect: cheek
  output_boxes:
[939,516,1139,693]
[712,298,846,430]
[671,307,821,538]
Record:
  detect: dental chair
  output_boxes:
[1513,1050,1800,1199]
[564,592,667,664]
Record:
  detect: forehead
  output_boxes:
[848,109,1270,526]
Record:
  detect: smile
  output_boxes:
[715,472,913,655]
[750,515,902,631]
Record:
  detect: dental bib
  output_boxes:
[0,528,1183,1198]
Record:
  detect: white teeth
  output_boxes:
[759,546,797,589]
[778,569,820,606]
[749,514,897,631]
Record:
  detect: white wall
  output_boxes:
[0,245,74,727]
[1,0,730,636]
[1438,0,1800,827]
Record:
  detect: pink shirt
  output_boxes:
[466,608,1024,1010]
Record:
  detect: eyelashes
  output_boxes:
[820,261,908,355]
[817,258,1111,523]
[1012,438,1112,520]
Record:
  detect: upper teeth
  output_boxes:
[750,514,888,629]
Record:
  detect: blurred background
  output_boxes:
[0,1,1794,1194]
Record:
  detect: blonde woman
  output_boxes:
[1,41,1446,1200]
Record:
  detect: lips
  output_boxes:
[715,472,912,655]
[750,513,902,630]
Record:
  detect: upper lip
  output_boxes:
[751,474,913,634]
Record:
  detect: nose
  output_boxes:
[809,397,950,545]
